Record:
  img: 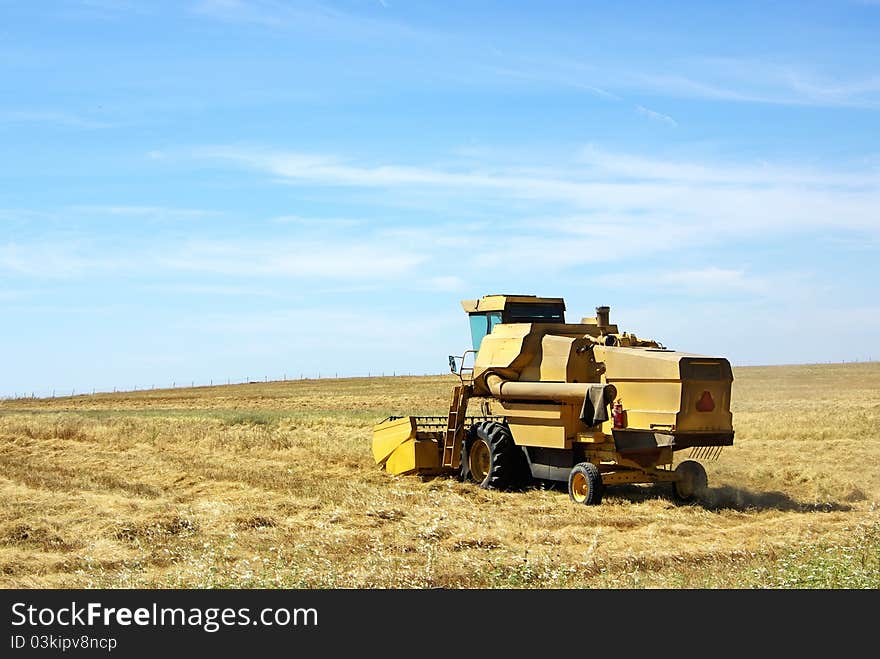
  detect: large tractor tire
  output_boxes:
[673,460,708,501]
[568,462,603,505]
[460,421,528,490]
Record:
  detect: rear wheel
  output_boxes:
[673,460,708,501]
[460,421,526,490]
[568,462,603,505]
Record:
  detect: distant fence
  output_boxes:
[4,358,880,401]
[0,371,454,401]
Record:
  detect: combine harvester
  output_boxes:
[372,295,734,505]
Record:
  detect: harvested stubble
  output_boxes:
[1,365,878,588]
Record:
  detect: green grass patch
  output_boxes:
[748,522,880,588]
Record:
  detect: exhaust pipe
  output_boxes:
[596,306,610,329]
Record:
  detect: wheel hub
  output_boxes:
[469,439,491,483]
[571,472,588,503]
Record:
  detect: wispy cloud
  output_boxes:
[487,54,880,109]
[0,234,426,282]
[191,0,286,27]
[596,267,786,297]
[7,146,878,295]
[0,290,29,302]
[424,275,465,292]
[189,0,422,40]
[576,145,880,187]
[635,104,677,127]
[785,73,880,107]
[78,0,152,13]
[158,238,425,280]
[187,145,880,240]
[0,243,122,279]
[487,64,620,100]
[627,60,880,109]
[146,283,286,298]
[0,111,110,129]
[628,72,778,104]
[69,205,218,219]
[658,267,769,293]
[269,214,364,227]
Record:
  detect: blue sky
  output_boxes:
[2,0,879,396]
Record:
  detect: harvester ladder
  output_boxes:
[442,383,472,469]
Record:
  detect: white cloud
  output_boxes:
[69,205,217,220]
[78,0,152,13]
[0,290,28,301]
[189,0,423,40]
[425,276,465,292]
[487,63,620,100]
[269,214,364,227]
[635,105,677,127]
[576,145,880,187]
[8,147,878,294]
[786,73,880,106]
[595,267,779,296]
[490,54,880,109]
[659,268,768,293]
[146,283,286,298]
[183,307,460,353]
[627,62,880,109]
[629,72,778,104]
[0,243,121,279]
[0,111,109,129]
[158,238,425,279]
[193,145,880,242]
[191,0,285,26]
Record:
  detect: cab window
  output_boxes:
[469,312,503,350]
[505,303,565,323]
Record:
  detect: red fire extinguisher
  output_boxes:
[612,400,627,429]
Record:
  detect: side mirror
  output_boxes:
[448,355,457,373]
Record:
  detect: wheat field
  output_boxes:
[1,362,878,589]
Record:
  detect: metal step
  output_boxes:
[441,384,472,468]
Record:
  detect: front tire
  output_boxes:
[568,462,603,505]
[460,421,526,490]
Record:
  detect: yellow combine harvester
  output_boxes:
[372,295,734,505]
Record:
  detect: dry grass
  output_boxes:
[1,364,878,589]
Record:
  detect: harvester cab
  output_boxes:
[372,294,734,505]
[465,295,566,350]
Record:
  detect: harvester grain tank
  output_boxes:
[372,295,734,505]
